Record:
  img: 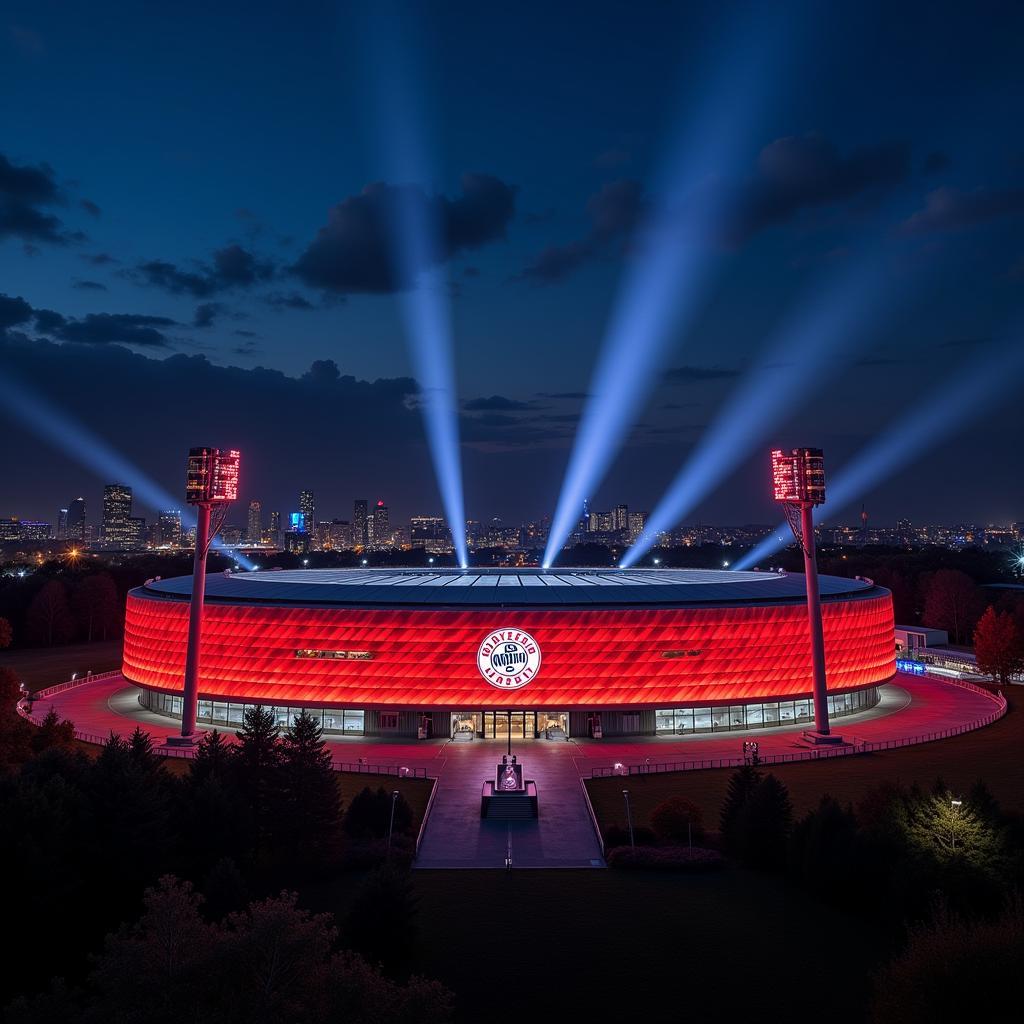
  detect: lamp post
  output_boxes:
[622,789,635,851]
[173,447,240,745]
[387,790,400,854]
[951,798,962,853]
[771,447,835,741]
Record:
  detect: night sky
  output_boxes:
[2,1,1023,528]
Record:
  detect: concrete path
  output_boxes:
[415,738,604,869]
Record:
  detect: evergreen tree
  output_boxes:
[733,774,793,870]
[189,728,231,784]
[343,786,413,841]
[230,705,282,861]
[345,864,419,970]
[273,710,343,871]
[719,763,762,851]
[30,708,75,754]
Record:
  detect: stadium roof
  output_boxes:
[138,567,881,609]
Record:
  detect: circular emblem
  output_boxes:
[476,628,542,689]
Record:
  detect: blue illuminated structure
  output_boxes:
[734,333,1024,570]
[0,370,255,570]
[543,15,795,568]
[896,658,927,676]
[290,511,306,532]
[621,263,890,567]
[362,7,469,568]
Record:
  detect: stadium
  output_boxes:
[121,567,896,740]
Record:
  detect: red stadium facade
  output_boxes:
[123,568,896,739]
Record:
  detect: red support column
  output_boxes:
[800,503,830,735]
[178,502,211,742]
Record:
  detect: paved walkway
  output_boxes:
[22,673,1004,868]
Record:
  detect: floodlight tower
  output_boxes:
[172,447,240,744]
[771,447,839,742]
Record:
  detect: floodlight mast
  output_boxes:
[771,447,837,741]
[172,447,240,744]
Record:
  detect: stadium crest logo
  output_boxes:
[476,629,542,689]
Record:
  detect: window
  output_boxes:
[295,649,373,660]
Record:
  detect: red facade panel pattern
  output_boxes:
[123,591,896,710]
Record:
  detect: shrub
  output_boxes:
[650,796,704,843]
[606,845,724,871]
[602,823,657,848]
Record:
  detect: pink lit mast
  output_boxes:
[171,447,240,745]
[771,447,840,743]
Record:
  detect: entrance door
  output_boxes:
[483,711,536,739]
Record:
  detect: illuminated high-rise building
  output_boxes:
[353,499,368,547]
[67,497,86,542]
[372,500,389,549]
[57,508,68,540]
[269,511,281,545]
[615,504,629,532]
[158,510,182,547]
[102,484,134,545]
[299,490,316,534]
[247,500,262,543]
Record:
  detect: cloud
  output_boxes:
[82,252,118,265]
[193,302,223,328]
[900,185,1024,234]
[293,173,516,293]
[517,179,644,284]
[133,244,274,297]
[72,279,107,291]
[80,198,101,217]
[463,395,534,411]
[263,291,316,311]
[538,391,590,400]
[0,151,71,244]
[0,293,34,330]
[923,151,950,175]
[725,135,911,242]
[54,313,176,348]
[664,365,740,384]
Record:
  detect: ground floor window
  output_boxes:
[654,687,879,735]
[140,690,366,735]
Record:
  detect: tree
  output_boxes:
[0,615,12,649]
[30,708,75,754]
[274,710,343,870]
[973,605,1024,685]
[921,569,982,644]
[905,791,1004,872]
[733,774,793,870]
[71,572,120,642]
[189,728,231,784]
[343,786,413,841]
[26,580,74,646]
[719,763,762,850]
[650,796,703,844]
[230,704,282,861]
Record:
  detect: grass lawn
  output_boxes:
[586,697,1023,834]
[307,867,882,1024]
[0,640,122,691]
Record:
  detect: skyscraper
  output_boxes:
[353,499,368,547]
[158,510,182,547]
[247,500,262,543]
[615,504,629,532]
[57,508,69,540]
[299,490,315,534]
[102,484,133,545]
[372,499,389,549]
[67,497,86,542]
[269,511,281,547]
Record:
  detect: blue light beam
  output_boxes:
[0,370,256,570]
[621,261,891,566]
[362,8,469,568]
[542,16,793,568]
[733,333,1024,571]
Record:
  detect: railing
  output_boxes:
[30,669,122,699]
[331,761,428,779]
[590,678,1007,778]
[579,777,606,858]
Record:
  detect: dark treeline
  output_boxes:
[0,679,446,1021]
[604,762,1024,1022]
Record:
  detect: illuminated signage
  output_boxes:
[476,628,541,689]
[186,447,241,505]
[771,447,825,506]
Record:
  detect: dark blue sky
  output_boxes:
[2,0,1023,528]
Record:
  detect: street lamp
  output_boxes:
[951,798,962,852]
[174,447,240,745]
[622,789,635,851]
[771,447,835,741]
[387,790,400,854]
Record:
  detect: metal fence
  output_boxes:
[590,678,1007,778]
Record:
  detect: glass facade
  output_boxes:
[654,687,879,735]
[140,689,365,735]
